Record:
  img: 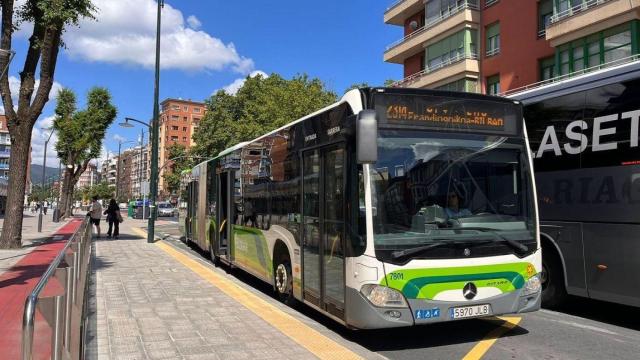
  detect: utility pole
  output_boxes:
[147,0,163,243]
[37,129,55,232]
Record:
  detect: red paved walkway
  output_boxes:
[0,218,83,360]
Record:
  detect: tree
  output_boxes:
[344,82,370,93]
[54,87,116,218]
[0,0,96,248]
[192,73,337,158]
[163,143,193,195]
[85,182,112,202]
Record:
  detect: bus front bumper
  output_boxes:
[345,286,540,329]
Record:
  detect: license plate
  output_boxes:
[449,304,491,319]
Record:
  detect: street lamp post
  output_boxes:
[147,0,164,243]
[37,128,55,232]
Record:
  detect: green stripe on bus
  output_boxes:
[382,262,534,299]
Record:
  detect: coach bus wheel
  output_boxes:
[275,260,294,305]
[541,248,567,309]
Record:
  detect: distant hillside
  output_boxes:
[30,164,60,184]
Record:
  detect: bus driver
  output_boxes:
[445,192,471,219]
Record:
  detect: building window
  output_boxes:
[434,78,478,93]
[193,107,201,113]
[172,105,180,110]
[426,29,477,70]
[537,0,552,37]
[540,56,555,80]
[183,106,188,111]
[556,22,637,76]
[193,117,201,122]
[172,126,179,131]
[171,115,179,120]
[182,137,187,142]
[486,74,500,95]
[183,116,188,121]
[182,127,187,132]
[486,22,500,57]
[171,136,178,141]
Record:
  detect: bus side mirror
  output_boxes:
[356,110,378,164]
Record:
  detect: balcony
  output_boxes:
[385,0,425,26]
[392,52,479,88]
[546,0,640,45]
[0,149,9,158]
[0,163,9,170]
[384,3,480,64]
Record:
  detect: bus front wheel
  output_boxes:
[541,246,567,308]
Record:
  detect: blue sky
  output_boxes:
[9,0,403,166]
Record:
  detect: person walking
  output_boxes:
[43,200,49,215]
[89,196,103,238]
[104,198,121,239]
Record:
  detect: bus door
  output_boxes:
[216,171,233,261]
[302,145,346,319]
[184,182,193,240]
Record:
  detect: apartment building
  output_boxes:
[384,0,640,94]
[101,157,117,188]
[158,98,205,195]
[129,144,149,198]
[75,163,99,190]
[0,115,31,197]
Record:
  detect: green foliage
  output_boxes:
[81,182,112,202]
[27,185,55,203]
[163,143,194,195]
[54,87,117,166]
[192,73,337,158]
[384,79,397,87]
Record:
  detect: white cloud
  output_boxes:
[186,15,201,30]
[222,70,268,95]
[113,134,127,143]
[0,76,63,115]
[63,0,254,74]
[30,116,60,167]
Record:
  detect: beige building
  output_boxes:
[75,163,99,190]
[158,98,205,196]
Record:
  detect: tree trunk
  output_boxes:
[59,168,71,218]
[0,125,32,248]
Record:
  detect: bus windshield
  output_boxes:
[369,130,536,262]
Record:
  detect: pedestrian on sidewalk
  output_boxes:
[88,196,103,238]
[104,198,121,239]
[43,200,49,215]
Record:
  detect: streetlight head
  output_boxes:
[119,119,134,128]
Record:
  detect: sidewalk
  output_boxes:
[86,219,368,360]
[0,215,83,360]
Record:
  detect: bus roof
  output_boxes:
[507,58,640,104]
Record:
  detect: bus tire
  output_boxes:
[541,244,567,309]
[274,258,294,305]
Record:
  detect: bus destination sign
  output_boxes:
[375,93,520,136]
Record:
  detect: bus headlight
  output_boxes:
[522,275,541,296]
[360,284,408,308]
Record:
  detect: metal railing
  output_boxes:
[550,0,611,24]
[22,217,92,360]
[485,0,499,7]
[392,52,479,87]
[385,2,479,52]
[500,54,640,96]
[537,29,547,38]
[486,47,500,57]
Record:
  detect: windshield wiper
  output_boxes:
[455,227,529,253]
[391,241,450,260]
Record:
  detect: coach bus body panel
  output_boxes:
[512,61,640,306]
[181,88,541,328]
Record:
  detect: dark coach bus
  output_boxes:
[510,60,640,308]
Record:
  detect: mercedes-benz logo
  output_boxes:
[463,248,471,257]
[463,282,478,300]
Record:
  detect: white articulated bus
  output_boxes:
[180,87,541,328]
